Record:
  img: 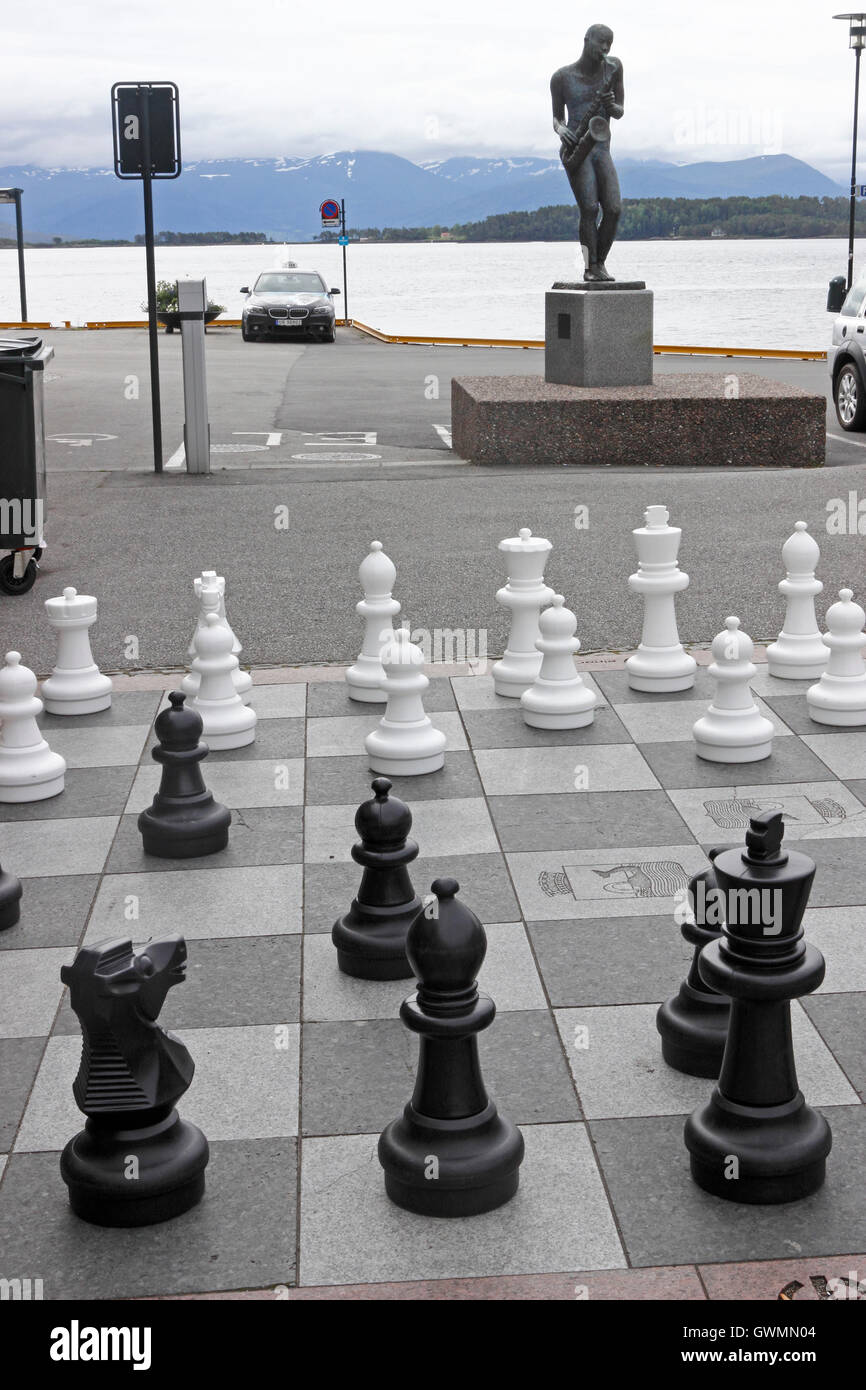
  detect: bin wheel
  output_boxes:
[0,555,38,595]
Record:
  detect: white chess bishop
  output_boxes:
[766,522,829,680]
[693,617,774,763]
[625,505,697,693]
[190,598,257,750]
[492,528,554,698]
[521,595,597,729]
[182,570,252,705]
[806,589,866,727]
[0,651,66,802]
[364,627,447,776]
[41,587,113,715]
[346,541,401,703]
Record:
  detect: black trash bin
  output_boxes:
[0,333,52,594]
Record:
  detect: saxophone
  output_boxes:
[561,61,614,174]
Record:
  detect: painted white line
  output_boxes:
[233,431,283,446]
[433,423,452,448]
[828,431,866,449]
[165,442,186,470]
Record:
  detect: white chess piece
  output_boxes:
[766,522,829,680]
[346,542,401,703]
[693,617,774,763]
[521,595,597,729]
[625,505,697,692]
[183,570,252,704]
[190,607,257,750]
[364,627,447,775]
[0,651,66,802]
[806,589,866,727]
[492,528,554,697]
[41,587,113,715]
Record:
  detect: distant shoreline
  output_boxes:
[3,232,865,250]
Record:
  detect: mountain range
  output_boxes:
[0,150,845,243]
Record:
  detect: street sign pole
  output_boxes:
[341,199,348,322]
[13,192,26,322]
[139,88,163,473]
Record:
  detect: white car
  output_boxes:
[828,270,866,430]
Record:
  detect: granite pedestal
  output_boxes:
[545,282,653,388]
[451,373,826,469]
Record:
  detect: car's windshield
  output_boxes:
[254,273,325,294]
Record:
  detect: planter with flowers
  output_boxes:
[143,281,226,333]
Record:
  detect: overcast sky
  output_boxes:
[1,0,860,178]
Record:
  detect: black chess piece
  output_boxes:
[684,810,832,1204]
[59,935,209,1226]
[378,877,524,1217]
[656,856,730,1077]
[138,691,230,858]
[332,777,421,980]
[0,857,22,932]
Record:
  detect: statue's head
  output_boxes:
[584,24,613,60]
[61,935,188,1027]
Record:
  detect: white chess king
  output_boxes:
[521,595,597,729]
[364,627,447,776]
[693,617,774,763]
[806,589,866,727]
[766,522,829,680]
[346,541,401,703]
[625,505,697,693]
[183,570,252,705]
[0,652,66,802]
[41,587,113,715]
[492,528,554,698]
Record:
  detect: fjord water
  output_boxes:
[1,237,861,349]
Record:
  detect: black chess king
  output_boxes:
[60,935,209,1226]
[684,811,832,1204]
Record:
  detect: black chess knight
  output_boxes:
[684,811,832,1204]
[0,856,22,931]
[60,935,209,1226]
[657,856,730,1077]
[138,691,230,858]
[378,878,524,1217]
[332,777,421,979]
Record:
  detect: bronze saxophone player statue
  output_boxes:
[551,23,624,282]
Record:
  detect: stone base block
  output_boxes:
[545,287,653,387]
[451,373,826,469]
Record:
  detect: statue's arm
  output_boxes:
[551,71,576,145]
[605,60,625,121]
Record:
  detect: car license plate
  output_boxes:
[275,318,301,327]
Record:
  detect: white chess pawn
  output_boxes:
[492,528,554,698]
[41,587,113,715]
[766,522,829,680]
[693,617,774,763]
[806,589,866,727]
[190,609,257,750]
[625,505,697,692]
[521,595,597,729]
[183,570,252,705]
[364,627,447,775]
[0,652,66,802]
[346,541,401,703]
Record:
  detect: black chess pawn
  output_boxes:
[332,777,421,980]
[684,810,832,1204]
[378,878,524,1217]
[138,691,230,858]
[59,935,209,1226]
[0,857,22,932]
[656,856,730,1077]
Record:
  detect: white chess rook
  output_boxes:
[41,587,113,715]
[0,651,66,802]
[766,522,829,680]
[625,505,697,693]
[521,595,597,729]
[492,528,554,698]
[693,617,774,763]
[346,542,401,703]
[190,601,257,750]
[183,570,252,705]
[365,627,447,776]
[806,589,866,727]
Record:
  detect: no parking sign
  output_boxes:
[320,199,340,227]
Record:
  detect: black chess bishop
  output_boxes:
[657,856,730,1077]
[138,690,230,858]
[60,935,209,1226]
[684,810,832,1204]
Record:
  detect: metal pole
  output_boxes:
[14,191,27,322]
[341,198,348,322]
[140,88,163,472]
[849,44,862,291]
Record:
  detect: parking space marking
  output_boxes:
[433,424,452,448]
